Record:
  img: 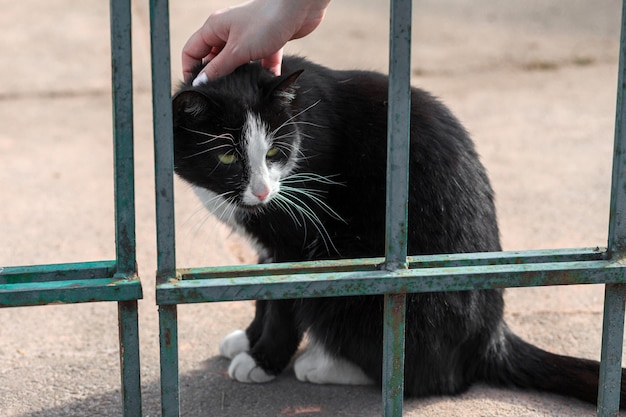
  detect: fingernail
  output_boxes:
[192,72,209,87]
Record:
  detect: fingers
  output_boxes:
[261,48,284,76]
[195,47,245,83]
[196,46,282,85]
[182,34,217,81]
[181,10,231,81]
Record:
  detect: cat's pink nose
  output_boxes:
[253,187,269,201]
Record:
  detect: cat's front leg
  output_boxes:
[219,329,250,359]
[220,331,277,383]
[219,300,268,359]
[223,299,302,383]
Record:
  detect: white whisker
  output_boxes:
[184,143,233,159]
[270,100,324,138]
[271,195,304,228]
[180,126,236,144]
[282,172,344,187]
[281,186,345,224]
[277,190,339,256]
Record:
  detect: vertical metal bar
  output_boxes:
[110,0,136,276]
[383,0,412,416]
[383,293,407,416]
[598,1,626,415]
[608,0,626,256]
[149,0,180,414]
[110,1,141,415]
[385,0,412,268]
[159,305,180,417]
[150,0,177,280]
[598,284,626,416]
[118,300,142,417]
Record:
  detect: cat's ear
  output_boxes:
[270,70,304,106]
[172,90,211,126]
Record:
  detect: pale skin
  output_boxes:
[182,0,331,85]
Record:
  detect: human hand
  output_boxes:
[182,0,330,85]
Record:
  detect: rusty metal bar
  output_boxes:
[382,0,412,414]
[159,304,180,417]
[598,284,626,416]
[0,276,142,307]
[149,0,181,414]
[158,256,625,304]
[118,300,142,416]
[385,0,412,269]
[608,0,626,257]
[173,247,606,280]
[597,1,626,414]
[110,0,144,413]
[0,261,116,285]
[150,0,177,282]
[111,0,137,277]
[383,293,407,416]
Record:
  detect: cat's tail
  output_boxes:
[480,324,626,407]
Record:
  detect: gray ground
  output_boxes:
[1,0,624,415]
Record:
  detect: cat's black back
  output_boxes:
[173,56,625,407]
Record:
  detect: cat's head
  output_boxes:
[172,63,304,218]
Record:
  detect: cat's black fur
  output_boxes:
[172,56,625,406]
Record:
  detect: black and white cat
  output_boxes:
[172,56,625,406]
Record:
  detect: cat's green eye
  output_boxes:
[266,147,280,158]
[218,153,237,164]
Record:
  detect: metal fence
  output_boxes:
[149,0,626,416]
[150,0,626,416]
[0,0,143,416]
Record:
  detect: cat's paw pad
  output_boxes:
[228,352,276,383]
[219,329,250,359]
[294,345,374,385]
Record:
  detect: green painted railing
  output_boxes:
[150,1,626,417]
[0,0,143,415]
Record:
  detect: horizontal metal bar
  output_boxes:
[177,258,382,280]
[174,247,607,281]
[157,256,625,305]
[0,261,117,284]
[0,277,142,307]
[407,246,608,267]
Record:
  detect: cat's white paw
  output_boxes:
[219,329,250,359]
[228,352,276,383]
[294,343,374,385]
